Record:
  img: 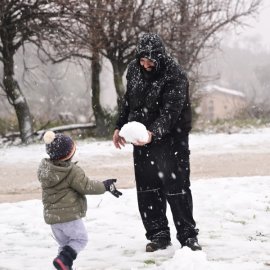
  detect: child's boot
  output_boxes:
[53,245,77,270]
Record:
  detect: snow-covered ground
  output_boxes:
[1,127,270,164]
[0,176,269,270]
[0,128,270,269]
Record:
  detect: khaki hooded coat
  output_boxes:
[38,158,106,224]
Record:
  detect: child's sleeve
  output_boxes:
[70,165,106,195]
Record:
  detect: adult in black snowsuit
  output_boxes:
[113,33,201,252]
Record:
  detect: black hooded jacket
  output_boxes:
[116,33,192,141]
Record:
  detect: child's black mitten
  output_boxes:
[103,179,122,198]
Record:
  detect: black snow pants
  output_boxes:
[133,135,198,245]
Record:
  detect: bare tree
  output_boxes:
[42,1,110,136]
[2,0,259,140]
[155,0,261,97]
[83,0,158,106]
[54,1,163,103]
[45,0,162,135]
[0,0,68,143]
[254,63,270,107]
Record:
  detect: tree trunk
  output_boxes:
[91,51,108,136]
[178,0,189,69]
[2,47,33,143]
[111,61,126,109]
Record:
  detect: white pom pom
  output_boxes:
[43,131,56,144]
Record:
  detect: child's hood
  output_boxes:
[38,158,73,188]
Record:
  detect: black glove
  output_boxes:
[103,179,122,198]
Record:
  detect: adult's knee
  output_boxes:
[165,183,191,196]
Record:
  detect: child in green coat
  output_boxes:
[38,131,122,270]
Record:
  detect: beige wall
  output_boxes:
[199,91,247,121]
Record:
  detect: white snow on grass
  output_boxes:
[1,127,270,166]
[190,127,270,154]
[0,176,269,270]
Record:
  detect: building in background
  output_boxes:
[197,85,247,121]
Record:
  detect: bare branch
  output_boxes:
[157,0,262,93]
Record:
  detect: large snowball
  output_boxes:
[119,121,149,143]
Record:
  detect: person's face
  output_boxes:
[140,58,155,71]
